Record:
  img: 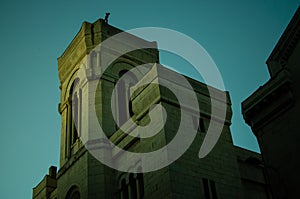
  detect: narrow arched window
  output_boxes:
[117,70,137,126]
[117,79,127,126]
[137,167,144,198]
[65,186,80,199]
[66,78,81,158]
[90,50,97,69]
[72,92,79,144]
[129,174,137,199]
[121,178,129,199]
[128,82,135,117]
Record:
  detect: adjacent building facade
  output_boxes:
[33,19,270,199]
[242,7,300,199]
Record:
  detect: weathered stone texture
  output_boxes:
[33,18,269,199]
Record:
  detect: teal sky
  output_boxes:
[0,0,299,198]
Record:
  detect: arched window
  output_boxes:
[128,82,135,118]
[71,91,78,144]
[118,169,144,199]
[129,174,137,199]
[117,70,138,126]
[67,78,81,157]
[90,50,97,69]
[117,79,127,126]
[65,186,80,199]
[121,178,129,199]
[137,167,144,198]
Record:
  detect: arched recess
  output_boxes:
[65,76,82,158]
[99,61,147,130]
[63,68,80,102]
[117,169,144,199]
[65,185,81,199]
[117,69,138,126]
[69,78,80,144]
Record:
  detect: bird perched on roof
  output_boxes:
[104,13,110,23]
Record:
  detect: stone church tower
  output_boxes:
[33,19,270,199]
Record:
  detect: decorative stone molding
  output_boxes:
[267,8,300,77]
[242,69,294,133]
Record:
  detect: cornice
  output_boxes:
[267,7,300,76]
[242,69,294,134]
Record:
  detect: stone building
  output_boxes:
[33,19,270,199]
[242,7,300,199]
